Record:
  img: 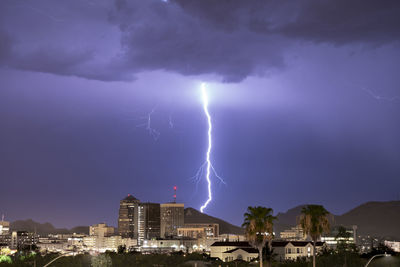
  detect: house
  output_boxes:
[210,241,255,262]
[223,247,259,262]
[272,241,325,261]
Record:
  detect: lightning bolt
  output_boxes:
[136,106,160,140]
[198,83,225,213]
[362,87,400,102]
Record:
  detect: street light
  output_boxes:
[43,252,74,267]
[364,252,391,267]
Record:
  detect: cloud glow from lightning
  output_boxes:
[198,83,225,213]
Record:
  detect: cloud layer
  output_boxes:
[0,0,399,82]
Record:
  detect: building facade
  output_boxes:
[118,195,140,238]
[0,221,10,235]
[272,241,325,261]
[280,225,306,241]
[320,225,357,249]
[178,223,219,239]
[210,241,253,261]
[90,223,114,237]
[139,203,160,242]
[160,203,184,238]
[223,248,258,262]
[10,231,38,250]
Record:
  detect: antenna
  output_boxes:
[1,214,4,222]
[173,186,177,203]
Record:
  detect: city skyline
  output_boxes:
[1,0,400,229]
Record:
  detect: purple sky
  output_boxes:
[0,0,400,228]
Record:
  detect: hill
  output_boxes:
[184,208,244,235]
[11,219,89,236]
[335,201,400,239]
[274,201,400,239]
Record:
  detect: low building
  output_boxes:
[280,225,306,241]
[90,223,114,237]
[218,234,246,242]
[141,238,199,253]
[178,223,219,239]
[223,247,258,262]
[10,231,38,250]
[320,225,357,249]
[272,241,325,261]
[210,241,253,262]
[384,240,400,252]
[0,221,10,235]
[82,235,137,252]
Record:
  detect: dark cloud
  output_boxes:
[0,28,12,62]
[280,0,400,45]
[0,0,399,81]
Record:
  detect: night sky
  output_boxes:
[1,0,400,228]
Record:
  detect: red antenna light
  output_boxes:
[173,186,177,203]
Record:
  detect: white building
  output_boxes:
[210,241,253,262]
[222,247,258,262]
[141,238,199,253]
[82,235,137,252]
[0,221,10,235]
[384,240,400,252]
[272,241,325,261]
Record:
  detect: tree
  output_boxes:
[91,254,112,267]
[117,245,126,254]
[242,206,277,267]
[299,205,330,267]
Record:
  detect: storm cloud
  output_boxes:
[0,0,399,82]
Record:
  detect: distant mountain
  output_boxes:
[274,201,400,239]
[11,201,399,239]
[11,219,89,236]
[184,208,244,235]
[335,201,400,239]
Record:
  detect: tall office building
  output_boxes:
[143,203,161,239]
[138,203,161,244]
[160,203,184,238]
[118,194,140,238]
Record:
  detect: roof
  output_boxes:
[223,247,259,254]
[122,194,139,202]
[210,241,251,247]
[272,241,325,247]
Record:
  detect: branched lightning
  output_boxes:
[194,83,225,213]
[136,106,160,140]
[362,87,400,103]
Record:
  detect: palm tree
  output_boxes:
[299,205,330,267]
[242,206,277,267]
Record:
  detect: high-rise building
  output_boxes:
[118,194,140,238]
[160,203,184,238]
[139,203,160,242]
